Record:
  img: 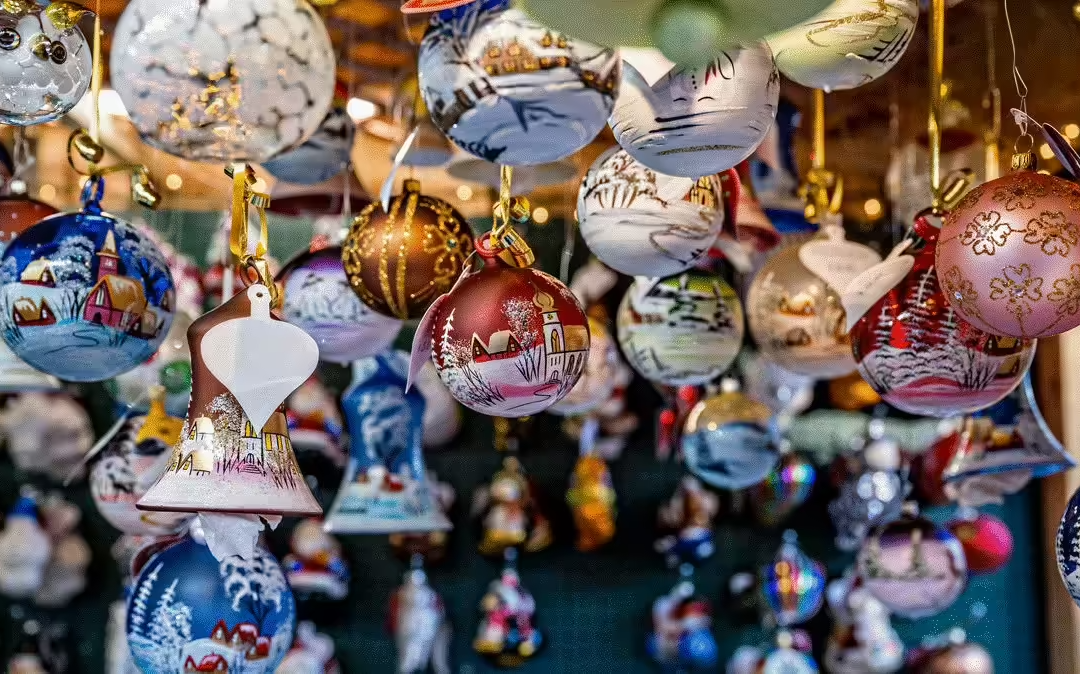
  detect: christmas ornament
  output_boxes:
[0,495,51,599]
[0,340,61,392]
[413,362,463,448]
[389,472,456,564]
[577,148,733,277]
[262,99,354,186]
[749,449,816,527]
[278,622,341,674]
[390,563,452,674]
[0,1,92,126]
[0,177,175,382]
[110,0,335,163]
[474,551,543,666]
[829,435,909,551]
[748,226,880,378]
[731,632,820,674]
[766,0,918,92]
[518,0,831,68]
[617,271,744,386]
[739,351,815,418]
[91,388,191,536]
[474,456,552,555]
[125,536,296,673]
[285,376,345,468]
[107,312,195,419]
[566,453,617,552]
[913,636,994,674]
[947,511,1012,575]
[324,352,452,534]
[548,317,619,416]
[1056,483,1080,608]
[857,505,967,619]
[280,244,403,363]
[0,195,56,252]
[268,172,369,219]
[823,574,904,674]
[419,0,618,166]
[647,577,719,671]
[610,46,779,177]
[27,493,90,608]
[937,161,1080,338]
[655,475,719,568]
[0,392,93,482]
[849,215,1035,417]
[283,519,349,601]
[828,370,882,410]
[415,229,590,417]
[762,531,826,626]
[681,384,778,490]
[342,179,473,321]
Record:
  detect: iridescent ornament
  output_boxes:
[937,165,1080,338]
[750,450,816,526]
[748,228,880,379]
[110,0,336,163]
[850,215,1035,417]
[947,511,1012,575]
[125,536,296,673]
[681,385,778,490]
[416,232,590,417]
[577,148,732,277]
[856,506,967,619]
[279,245,403,364]
[419,0,619,166]
[342,180,474,321]
[610,45,779,177]
[0,1,92,125]
[617,272,744,386]
[761,531,826,626]
[0,177,175,382]
[766,0,918,92]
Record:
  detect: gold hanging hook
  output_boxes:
[798,89,843,225]
[928,0,947,214]
[225,163,277,305]
[67,129,160,209]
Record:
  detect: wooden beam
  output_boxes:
[1039,332,1080,674]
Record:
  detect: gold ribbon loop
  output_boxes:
[488,165,535,268]
[799,167,844,225]
[66,128,161,209]
[225,163,277,305]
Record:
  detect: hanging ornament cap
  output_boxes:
[67,129,161,209]
[1010,151,1036,171]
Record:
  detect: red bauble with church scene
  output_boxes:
[420,231,591,418]
[850,214,1035,418]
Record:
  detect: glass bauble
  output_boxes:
[261,103,354,186]
[547,317,618,416]
[126,536,296,673]
[749,452,816,526]
[0,196,56,252]
[279,245,403,364]
[947,512,1012,575]
[0,178,175,382]
[748,237,870,378]
[418,0,619,166]
[426,237,590,417]
[577,148,727,277]
[766,0,918,92]
[938,169,1080,338]
[617,271,744,386]
[0,2,91,125]
[1056,484,1080,608]
[761,532,826,627]
[610,44,779,177]
[681,388,777,489]
[829,468,907,552]
[342,180,474,320]
[856,510,967,619]
[850,216,1035,417]
[918,642,994,674]
[110,0,336,163]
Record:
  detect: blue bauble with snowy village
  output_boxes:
[1057,486,1080,608]
[0,177,174,382]
[126,536,296,674]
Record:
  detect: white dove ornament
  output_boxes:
[610,45,780,178]
[202,284,320,431]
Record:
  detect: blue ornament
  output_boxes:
[1057,485,1080,607]
[681,390,779,490]
[126,537,296,673]
[679,629,719,669]
[324,350,451,534]
[0,176,174,381]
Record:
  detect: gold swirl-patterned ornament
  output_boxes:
[342,179,474,320]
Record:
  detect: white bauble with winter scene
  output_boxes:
[0,177,175,382]
[126,536,296,674]
[418,0,619,166]
[616,271,744,386]
[1057,485,1080,608]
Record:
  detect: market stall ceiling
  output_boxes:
[25,0,1080,218]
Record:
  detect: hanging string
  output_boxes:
[798,89,842,225]
[1002,0,1032,152]
[90,0,102,147]
[225,163,276,304]
[812,89,825,170]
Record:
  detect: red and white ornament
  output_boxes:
[937,167,1080,338]
[411,232,590,417]
[947,511,1013,575]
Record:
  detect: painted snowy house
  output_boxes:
[535,290,588,380]
[183,654,228,672]
[240,420,267,475]
[12,297,56,327]
[19,259,55,286]
[82,231,149,331]
[209,620,271,660]
[472,330,523,363]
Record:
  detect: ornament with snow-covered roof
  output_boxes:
[283,519,349,601]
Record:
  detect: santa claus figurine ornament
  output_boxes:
[409,167,589,417]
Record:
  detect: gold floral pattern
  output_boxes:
[940,266,981,319]
[959,210,1015,255]
[989,264,1043,320]
[1049,264,1080,317]
[991,179,1048,211]
[1023,211,1080,256]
